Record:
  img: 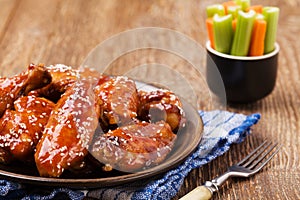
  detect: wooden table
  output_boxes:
[0,0,299,199]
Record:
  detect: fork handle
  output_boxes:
[179,186,212,200]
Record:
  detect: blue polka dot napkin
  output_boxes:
[0,110,260,200]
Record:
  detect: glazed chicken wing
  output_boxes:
[94,76,139,129]
[31,64,102,103]
[0,95,55,163]
[29,64,79,102]
[138,89,185,132]
[0,64,51,117]
[90,121,176,172]
[34,77,100,177]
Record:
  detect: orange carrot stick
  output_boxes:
[249,19,267,56]
[206,18,215,49]
[222,1,237,15]
[247,5,263,13]
[232,18,237,31]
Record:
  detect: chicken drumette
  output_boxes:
[94,76,139,130]
[29,64,79,102]
[0,64,51,117]
[0,95,55,163]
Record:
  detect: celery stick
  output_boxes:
[206,4,225,18]
[213,14,233,54]
[227,5,242,18]
[235,0,250,11]
[231,10,256,56]
[263,7,280,54]
[256,13,265,20]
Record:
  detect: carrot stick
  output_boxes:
[232,18,237,31]
[247,5,263,13]
[206,18,215,49]
[222,1,237,15]
[249,19,267,56]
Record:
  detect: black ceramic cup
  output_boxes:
[206,41,280,103]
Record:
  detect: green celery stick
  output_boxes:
[231,10,256,56]
[213,14,233,54]
[235,0,250,11]
[206,4,225,18]
[256,13,265,20]
[227,5,242,18]
[263,7,280,54]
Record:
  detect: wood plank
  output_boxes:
[0,0,61,75]
[0,0,18,43]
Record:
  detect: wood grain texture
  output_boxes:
[0,0,299,199]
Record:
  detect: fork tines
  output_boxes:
[237,140,281,171]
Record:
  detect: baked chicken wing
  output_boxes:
[90,121,176,172]
[138,89,185,132]
[0,95,55,163]
[34,77,100,177]
[94,76,139,129]
[0,64,51,117]
[29,64,79,102]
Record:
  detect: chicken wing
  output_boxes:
[94,76,139,129]
[29,64,79,102]
[0,63,51,117]
[30,64,102,103]
[90,121,176,172]
[0,95,55,163]
[138,89,185,132]
[34,77,100,177]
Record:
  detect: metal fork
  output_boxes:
[180,140,281,200]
